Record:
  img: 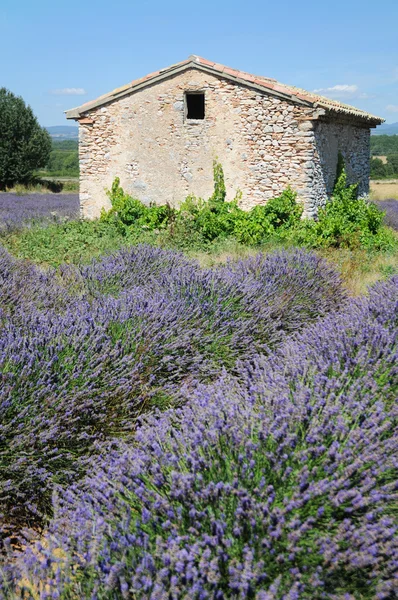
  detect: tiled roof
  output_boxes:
[65,55,384,124]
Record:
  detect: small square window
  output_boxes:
[185,92,205,120]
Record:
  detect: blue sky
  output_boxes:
[1,0,397,126]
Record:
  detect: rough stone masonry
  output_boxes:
[66,56,383,219]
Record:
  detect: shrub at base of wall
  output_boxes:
[101,160,395,252]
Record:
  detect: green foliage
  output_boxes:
[61,180,79,193]
[37,140,79,178]
[3,158,396,268]
[51,140,78,151]
[0,88,52,189]
[176,162,242,242]
[102,177,151,227]
[1,219,128,266]
[370,134,398,179]
[233,189,302,245]
[387,153,398,173]
[100,158,395,254]
[370,157,388,179]
[370,154,398,179]
[102,164,302,248]
[102,177,176,232]
[46,149,79,176]
[260,187,303,229]
[233,206,274,245]
[183,194,241,242]
[209,159,226,204]
[288,158,395,251]
[370,134,398,156]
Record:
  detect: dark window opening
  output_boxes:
[186,92,205,120]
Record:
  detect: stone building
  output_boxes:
[66,56,383,219]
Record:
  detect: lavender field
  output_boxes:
[375,199,398,231]
[0,193,79,229]
[0,241,396,599]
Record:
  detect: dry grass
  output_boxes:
[190,240,259,268]
[4,180,79,195]
[317,247,398,296]
[370,180,398,201]
[189,238,398,297]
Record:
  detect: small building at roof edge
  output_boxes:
[65,55,384,219]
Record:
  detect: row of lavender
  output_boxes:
[0,194,79,231]
[0,245,397,598]
[376,199,398,230]
[3,274,398,598]
[0,245,346,530]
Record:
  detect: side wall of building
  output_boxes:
[77,68,371,219]
[311,120,371,206]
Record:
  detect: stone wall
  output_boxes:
[311,121,370,209]
[77,68,371,219]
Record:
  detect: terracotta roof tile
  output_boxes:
[197,58,215,67]
[223,67,240,77]
[212,63,226,73]
[254,79,274,90]
[239,73,257,83]
[65,55,384,124]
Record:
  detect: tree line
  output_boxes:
[370,135,398,156]
[370,155,398,179]
[44,140,79,177]
[0,88,79,188]
[370,135,398,179]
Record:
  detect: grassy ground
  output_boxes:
[189,239,398,296]
[3,179,79,194]
[1,219,397,297]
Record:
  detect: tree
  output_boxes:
[370,157,387,179]
[47,149,79,176]
[370,135,398,156]
[386,154,398,176]
[0,88,51,189]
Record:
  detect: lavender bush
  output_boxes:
[79,246,347,362]
[0,247,80,323]
[375,199,398,231]
[7,276,397,599]
[0,245,347,530]
[0,193,79,231]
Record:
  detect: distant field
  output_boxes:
[0,193,79,229]
[370,179,398,200]
[374,155,388,163]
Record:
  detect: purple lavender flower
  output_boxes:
[0,246,347,530]
[0,193,79,231]
[374,199,398,231]
[5,274,396,598]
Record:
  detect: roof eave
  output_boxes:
[65,61,192,119]
[315,103,385,126]
[65,60,313,120]
[65,57,385,126]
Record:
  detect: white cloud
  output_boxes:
[313,84,359,94]
[386,104,398,113]
[50,88,87,96]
